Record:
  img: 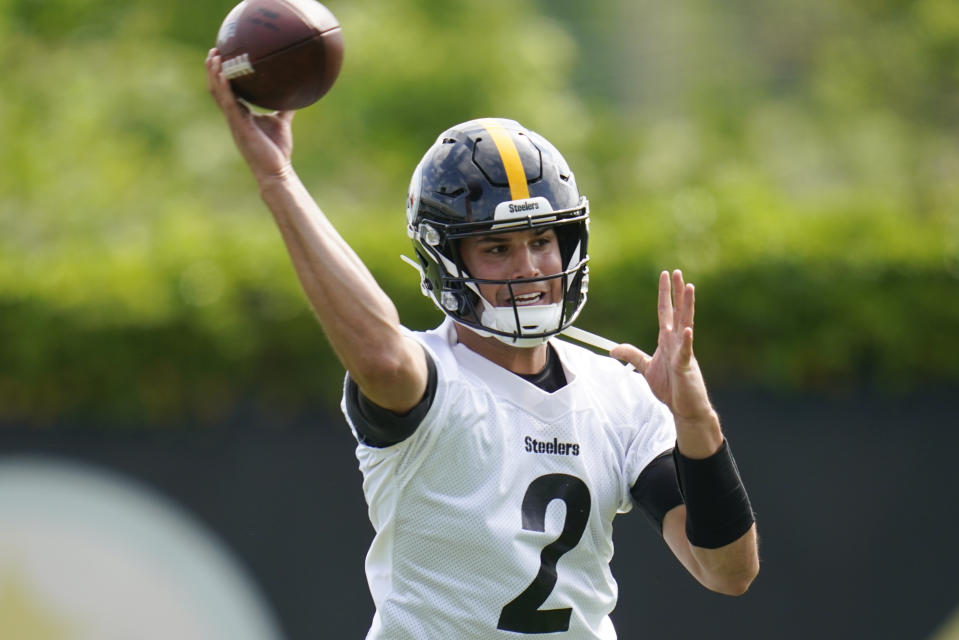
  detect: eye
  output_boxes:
[531,235,553,249]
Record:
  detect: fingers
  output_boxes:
[671,269,684,325]
[660,269,695,331]
[610,343,651,373]
[657,270,672,332]
[679,280,694,331]
[669,270,695,366]
[679,326,694,365]
[206,49,248,118]
[205,48,226,98]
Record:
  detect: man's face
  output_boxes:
[457,228,563,308]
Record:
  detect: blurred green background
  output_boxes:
[2,0,957,427]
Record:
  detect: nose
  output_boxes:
[510,245,541,280]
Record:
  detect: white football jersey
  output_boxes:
[341,319,676,639]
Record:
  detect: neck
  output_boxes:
[454,324,548,375]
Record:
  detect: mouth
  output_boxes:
[509,291,547,307]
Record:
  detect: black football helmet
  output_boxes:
[404,118,590,346]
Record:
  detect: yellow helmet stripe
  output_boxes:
[480,119,531,200]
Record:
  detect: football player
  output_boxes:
[207,49,759,639]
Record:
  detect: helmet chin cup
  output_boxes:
[479,302,563,347]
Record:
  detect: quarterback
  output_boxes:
[207,50,759,639]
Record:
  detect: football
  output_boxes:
[215,0,344,110]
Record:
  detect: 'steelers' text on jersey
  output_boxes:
[340,319,676,640]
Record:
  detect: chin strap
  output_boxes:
[560,326,636,371]
[400,254,423,276]
[400,254,431,300]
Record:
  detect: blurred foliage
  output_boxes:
[1,0,957,426]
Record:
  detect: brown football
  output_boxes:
[215,0,344,110]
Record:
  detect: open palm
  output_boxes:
[611,270,713,423]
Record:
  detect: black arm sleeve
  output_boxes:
[344,351,438,448]
[630,449,685,534]
[673,439,755,548]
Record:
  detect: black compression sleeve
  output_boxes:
[630,450,684,533]
[344,352,438,448]
[673,439,755,549]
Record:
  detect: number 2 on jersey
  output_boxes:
[497,473,591,634]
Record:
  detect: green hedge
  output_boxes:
[3,233,955,427]
[2,0,958,425]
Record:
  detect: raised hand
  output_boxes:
[205,48,294,184]
[611,270,721,455]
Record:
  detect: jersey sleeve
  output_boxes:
[629,449,683,532]
[344,352,438,447]
[619,375,678,512]
[339,325,457,535]
[340,324,456,460]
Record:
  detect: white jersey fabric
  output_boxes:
[341,318,676,639]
